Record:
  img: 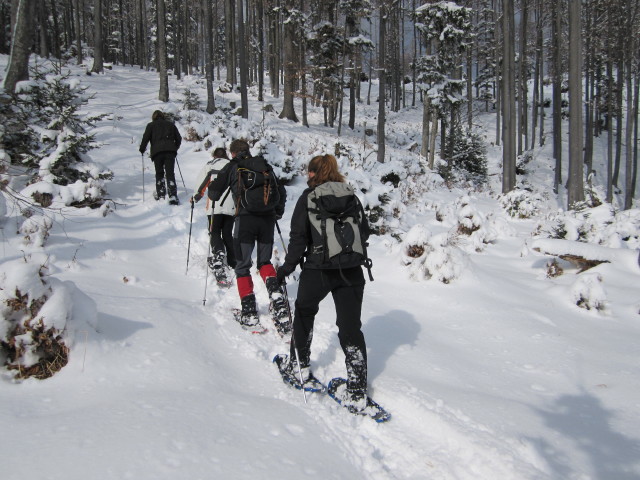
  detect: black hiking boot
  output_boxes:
[266,277,291,335]
[238,294,259,329]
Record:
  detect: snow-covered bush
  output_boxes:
[401,225,468,284]
[19,214,53,247]
[455,195,484,235]
[571,272,607,312]
[500,188,546,219]
[537,205,640,249]
[0,257,97,379]
[10,67,112,209]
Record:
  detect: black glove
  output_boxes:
[192,193,202,203]
[276,267,288,286]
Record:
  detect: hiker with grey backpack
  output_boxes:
[273,154,388,422]
[207,139,289,335]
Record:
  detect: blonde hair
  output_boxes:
[307,154,344,187]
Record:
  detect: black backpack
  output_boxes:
[235,156,281,214]
[307,182,373,281]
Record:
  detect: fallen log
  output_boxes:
[531,238,640,273]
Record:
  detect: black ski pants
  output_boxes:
[233,215,276,278]
[153,152,177,199]
[290,266,367,395]
[208,214,236,268]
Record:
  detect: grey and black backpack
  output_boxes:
[235,156,281,214]
[307,182,373,281]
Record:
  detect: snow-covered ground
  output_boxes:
[1,58,639,480]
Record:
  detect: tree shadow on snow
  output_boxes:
[95,313,153,341]
[364,310,421,382]
[527,388,640,479]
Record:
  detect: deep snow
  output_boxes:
[1,57,639,480]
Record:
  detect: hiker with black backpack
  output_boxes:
[207,139,289,333]
[190,147,236,287]
[273,153,374,413]
[139,110,182,205]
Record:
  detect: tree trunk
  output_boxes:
[299,0,308,127]
[157,0,169,102]
[74,0,82,64]
[91,0,104,73]
[205,0,216,113]
[257,0,265,102]
[238,0,249,118]
[501,0,516,193]
[552,0,563,194]
[377,3,386,164]
[421,95,430,159]
[631,69,639,204]
[172,0,181,78]
[279,0,298,122]
[429,112,438,170]
[519,0,528,154]
[37,1,49,58]
[225,0,236,85]
[567,0,584,208]
[606,10,614,203]
[494,1,501,146]
[531,0,542,150]
[2,0,33,93]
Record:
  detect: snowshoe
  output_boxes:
[213,266,233,289]
[269,299,292,337]
[232,309,266,334]
[168,196,180,206]
[232,295,266,333]
[273,354,326,393]
[327,377,391,423]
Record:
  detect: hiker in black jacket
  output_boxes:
[139,110,182,205]
[275,154,371,411]
[207,139,289,333]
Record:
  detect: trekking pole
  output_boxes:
[275,221,287,255]
[202,261,210,306]
[186,200,195,275]
[175,156,187,190]
[141,153,145,202]
[281,281,307,404]
[202,212,215,306]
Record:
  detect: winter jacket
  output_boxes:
[139,118,182,159]
[208,152,286,218]
[278,184,370,277]
[192,157,235,216]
